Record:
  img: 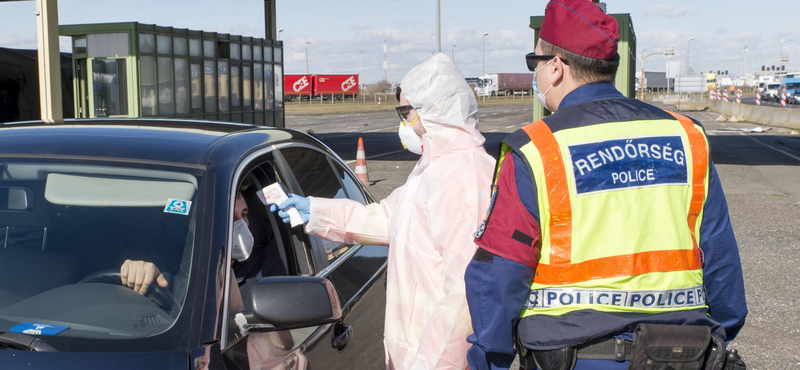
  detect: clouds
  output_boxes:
[643,4,695,19]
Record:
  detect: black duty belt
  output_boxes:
[576,337,633,361]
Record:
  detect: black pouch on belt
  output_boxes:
[628,324,711,370]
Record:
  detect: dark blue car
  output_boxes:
[0,119,387,369]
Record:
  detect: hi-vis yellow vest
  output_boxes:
[513,111,709,318]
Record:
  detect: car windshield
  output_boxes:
[0,159,199,345]
[786,83,800,89]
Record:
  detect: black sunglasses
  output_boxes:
[525,52,569,72]
[395,105,415,121]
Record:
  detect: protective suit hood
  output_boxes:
[401,53,484,162]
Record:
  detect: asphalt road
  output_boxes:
[286,102,800,369]
[741,95,800,109]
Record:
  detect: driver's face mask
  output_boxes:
[232,219,254,262]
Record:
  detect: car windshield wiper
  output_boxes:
[0,331,57,351]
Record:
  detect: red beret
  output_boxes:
[539,0,619,60]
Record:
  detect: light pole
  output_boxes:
[360,50,364,102]
[482,32,489,102]
[277,28,284,41]
[685,36,694,75]
[436,0,441,53]
[452,44,457,63]
[639,50,665,100]
[305,41,310,74]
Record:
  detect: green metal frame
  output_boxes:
[60,22,284,127]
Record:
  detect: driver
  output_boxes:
[119,192,255,296]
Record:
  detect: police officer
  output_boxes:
[464,1,748,369]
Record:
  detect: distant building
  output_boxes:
[60,22,285,127]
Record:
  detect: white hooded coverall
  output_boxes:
[304,54,495,370]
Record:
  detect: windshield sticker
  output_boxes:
[10,322,69,336]
[164,199,192,215]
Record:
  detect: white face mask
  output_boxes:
[231,219,254,262]
[533,59,555,111]
[398,116,424,155]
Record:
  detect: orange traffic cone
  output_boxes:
[355,137,369,184]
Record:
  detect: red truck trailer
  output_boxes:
[476,73,533,97]
[313,74,359,96]
[284,74,313,97]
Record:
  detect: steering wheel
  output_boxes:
[79,269,181,315]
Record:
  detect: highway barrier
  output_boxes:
[706,99,800,130]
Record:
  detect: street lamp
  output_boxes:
[482,32,489,102]
[305,41,310,74]
[452,44,457,63]
[685,36,694,75]
[278,28,284,41]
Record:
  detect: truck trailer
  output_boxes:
[476,73,533,97]
[284,74,359,101]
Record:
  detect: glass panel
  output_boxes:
[243,66,252,107]
[204,40,216,58]
[91,59,128,117]
[173,37,188,56]
[274,64,283,109]
[253,45,262,61]
[274,47,282,63]
[280,148,348,262]
[231,66,240,109]
[157,35,172,55]
[204,60,217,113]
[88,33,129,58]
[191,63,202,110]
[174,58,189,114]
[242,44,251,60]
[263,46,272,62]
[139,33,155,54]
[264,64,273,109]
[189,39,202,57]
[253,64,263,110]
[74,37,87,54]
[334,165,367,205]
[157,57,174,115]
[218,61,230,112]
[230,43,240,60]
[140,56,157,116]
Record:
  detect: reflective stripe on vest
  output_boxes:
[516,111,709,317]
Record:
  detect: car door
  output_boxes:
[275,145,388,368]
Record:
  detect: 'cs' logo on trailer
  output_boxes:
[293,76,309,92]
[341,76,357,92]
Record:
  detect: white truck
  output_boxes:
[476,73,533,97]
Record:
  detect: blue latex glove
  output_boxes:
[268,194,311,224]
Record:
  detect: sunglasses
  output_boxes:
[525,52,569,72]
[395,105,416,122]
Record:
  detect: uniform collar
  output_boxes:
[558,82,624,110]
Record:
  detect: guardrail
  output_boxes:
[705,99,800,130]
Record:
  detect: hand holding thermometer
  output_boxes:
[258,182,306,227]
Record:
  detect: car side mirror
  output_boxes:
[239,276,342,333]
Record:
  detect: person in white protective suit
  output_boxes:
[269,53,495,369]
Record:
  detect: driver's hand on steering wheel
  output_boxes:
[120,259,169,295]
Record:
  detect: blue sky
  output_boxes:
[1,0,797,83]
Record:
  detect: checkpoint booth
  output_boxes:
[60,22,285,127]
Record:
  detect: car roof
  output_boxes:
[0,119,321,166]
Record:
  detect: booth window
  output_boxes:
[242,44,252,60]
[231,43,240,60]
[88,33,129,58]
[74,37,87,55]
[189,39,202,57]
[274,47,282,63]
[157,56,174,115]
[204,60,217,113]
[274,64,283,109]
[139,33,155,54]
[92,59,128,116]
[218,61,230,112]
[265,64,273,109]
[157,35,172,55]
[231,66,240,109]
[254,64,263,110]
[173,37,188,56]
[253,45,262,62]
[243,66,252,107]
[140,56,157,116]
[191,63,202,110]
[204,40,216,58]
[263,46,272,63]
[175,58,190,114]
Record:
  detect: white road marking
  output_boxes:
[738,133,800,162]
[492,112,499,115]
[505,125,517,129]
[364,128,383,133]
[486,129,499,132]
[345,149,408,164]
